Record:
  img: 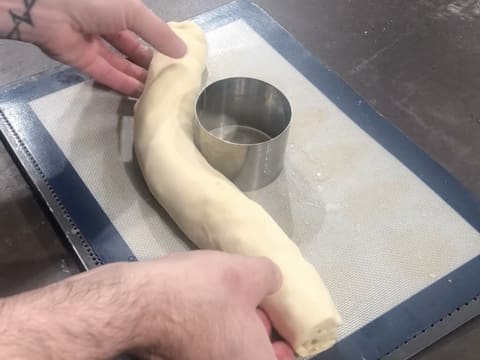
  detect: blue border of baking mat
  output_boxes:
[0,1,479,359]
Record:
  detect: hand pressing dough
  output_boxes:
[134,21,341,357]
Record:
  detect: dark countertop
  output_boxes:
[0,0,479,358]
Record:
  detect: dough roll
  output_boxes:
[134,22,341,357]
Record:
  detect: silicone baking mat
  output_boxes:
[1,1,479,359]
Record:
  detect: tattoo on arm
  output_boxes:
[6,0,37,40]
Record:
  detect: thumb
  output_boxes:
[238,256,282,306]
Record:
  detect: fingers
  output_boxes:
[104,30,153,68]
[240,314,278,360]
[56,33,145,97]
[256,308,272,335]
[257,308,296,360]
[241,257,282,305]
[96,38,147,82]
[126,1,186,58]
[81,54,144,98]
[273,342,296,360]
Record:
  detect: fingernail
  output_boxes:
[139,71,148,83]
[133,84,145,98]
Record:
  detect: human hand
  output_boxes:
[257,308,299,360]
[0,250,295,360]
[0,0,186,97]
[127,251,296,360]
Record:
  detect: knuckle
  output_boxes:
[219,263,246,295]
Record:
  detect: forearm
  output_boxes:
[0,264,146,360]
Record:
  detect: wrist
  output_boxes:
[0,0,68,44]
[122,260,183,358]
[0,0,34,41]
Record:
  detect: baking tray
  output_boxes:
[1,1,479,359]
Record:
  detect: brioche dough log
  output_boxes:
[134,22,341,356]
